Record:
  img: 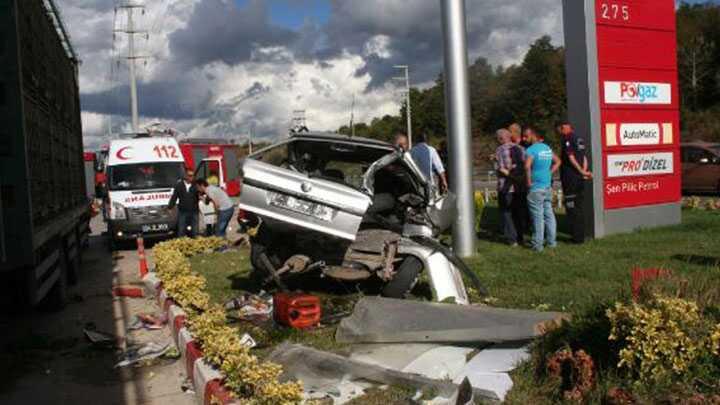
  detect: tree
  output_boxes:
[503,36,566,141]
[677,4,717,111]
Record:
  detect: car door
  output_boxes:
[400,152,456,232]
[239,145,372,241]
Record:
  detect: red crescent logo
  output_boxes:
[116,146,133,160]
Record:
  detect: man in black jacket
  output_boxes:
[168,169,199,237]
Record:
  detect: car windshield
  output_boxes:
[108,162,185,190]
[254,139,393,189]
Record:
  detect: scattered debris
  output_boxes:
[127,313,168,331]
[336,297,566,344]
[112,286,145,298]
[163,346,181,359]
[84,328,123,349]
[224,291,273,322]
[181,378,195,395]
[240,333,257,349]
[115,342,173,368]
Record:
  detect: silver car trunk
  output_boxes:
[239,158,372,241]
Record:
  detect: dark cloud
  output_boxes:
[319,0,561,89]
[169,0,296,68]
[80,79,213,120]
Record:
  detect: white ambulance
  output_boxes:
[104,136,186,247]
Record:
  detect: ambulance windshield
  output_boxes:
[108,162,185,191]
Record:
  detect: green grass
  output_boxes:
[469,208,720,312]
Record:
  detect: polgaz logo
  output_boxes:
[604,81,672,105]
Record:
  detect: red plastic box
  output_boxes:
[273,293,321,329]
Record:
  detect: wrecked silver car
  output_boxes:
[238,133,485,304]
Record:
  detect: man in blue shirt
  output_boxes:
[524,128,561,252]
[409,133,448,193]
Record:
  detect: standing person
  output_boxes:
[195,179,235,238]
[508,123,523,146]
[410,133,449,193]
[524,128,561,252]
[557,122,593,244]
[394,132,409,152]
[168,169,199,238]
[495,129,526,246]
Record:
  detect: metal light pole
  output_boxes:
[441,0,476,257]
[394,65,412,148]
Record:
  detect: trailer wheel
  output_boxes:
[42,260,69,311]
[382,256,422,299]
[67,234,82,285]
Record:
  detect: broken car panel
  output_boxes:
[238,133,483,304]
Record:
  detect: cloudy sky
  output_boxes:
[54,0,709,149]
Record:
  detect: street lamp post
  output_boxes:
[441,0,476,257]
[394,65,412,148]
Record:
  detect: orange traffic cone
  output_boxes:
[137,236,148,277]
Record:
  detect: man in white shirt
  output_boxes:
[409,133,448,193]
[195,178,234,237]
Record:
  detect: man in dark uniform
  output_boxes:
[168,169,199,237]
[558,122,593,243]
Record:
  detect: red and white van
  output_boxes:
[104,137,186,246]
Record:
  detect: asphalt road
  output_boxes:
[0,217,195,405]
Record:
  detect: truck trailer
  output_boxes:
[0,0,90,308]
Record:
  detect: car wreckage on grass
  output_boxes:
[238,133,485,304]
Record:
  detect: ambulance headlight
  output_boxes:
[111,201,127,220]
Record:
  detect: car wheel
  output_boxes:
[382,256,422,299]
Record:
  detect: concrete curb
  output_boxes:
[142,272,239,405]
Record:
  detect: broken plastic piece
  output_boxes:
[267,343,499,402]
[336,297,566,344]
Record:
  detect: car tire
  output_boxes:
[382,256,422,299]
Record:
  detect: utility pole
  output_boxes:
[441,0,476,257]
[116,3,147,134]
[394,65,412,148]
[350,95,356,137]
[248,123,255,155]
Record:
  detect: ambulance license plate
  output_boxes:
[142,223,169,233]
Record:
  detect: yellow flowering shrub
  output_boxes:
[607,296,713,383]
[154,238,303,404]
[712,324,720,356]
